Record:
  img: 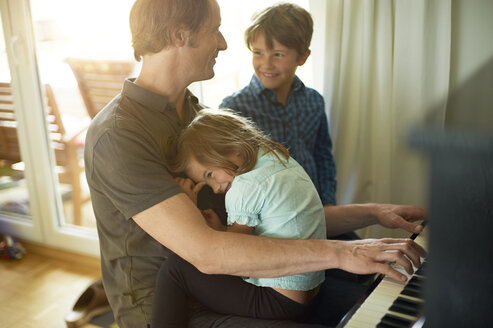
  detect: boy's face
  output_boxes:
[250,32,309,96]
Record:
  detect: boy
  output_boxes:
[220,3,337,206]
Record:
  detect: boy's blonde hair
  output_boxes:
[245,3,313,56]
[166,108,289,175]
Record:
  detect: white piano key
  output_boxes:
[342,223,428,327]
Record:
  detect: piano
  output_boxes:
[337,223,428,328]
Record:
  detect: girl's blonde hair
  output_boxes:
[166,108,289,175]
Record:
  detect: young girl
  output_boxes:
[151,108,327,327]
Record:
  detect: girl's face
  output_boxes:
[185,153,243,194]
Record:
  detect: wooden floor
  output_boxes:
[0,241,105,328]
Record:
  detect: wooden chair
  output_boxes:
[65,58,135,119]
[0,83,21,164]
[0,82,90,225]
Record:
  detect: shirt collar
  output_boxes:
[291,75,305,92]
[250,74,305,96]
[254,148,288,170]
[250,74,266,96]
[122,78,199,115]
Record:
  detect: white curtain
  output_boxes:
[311,0,452,237]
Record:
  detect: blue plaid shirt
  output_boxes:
[220,75,337,205]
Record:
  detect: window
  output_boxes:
[0,0,313,254]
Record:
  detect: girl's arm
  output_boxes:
[227,222,254,234]
[202,209,254,234]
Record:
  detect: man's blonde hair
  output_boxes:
[166,108,289,175]
[245,3,313,56]
[129,0,212,61]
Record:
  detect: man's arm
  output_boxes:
[324,203,426,237]
[133,193,425,282]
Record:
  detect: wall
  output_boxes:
[446,0,493,133]
[449,0,493,91]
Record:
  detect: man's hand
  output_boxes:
[334,237,426,282]
[175,177,205,205]
[371,204,427,234]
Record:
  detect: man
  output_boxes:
[84,0,426,327]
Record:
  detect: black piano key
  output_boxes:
[415,261,427,276]
[389,304,418,318]
[406,282,420,290]
[396,295,423,307]
[401,277,424,297]
[404,283,421,292]
[378,313,413,328]
[406,277,423,290]
[346,226,428,328]
[389,297,422,317]
[401,286,422,299]
[409,275,425,286]
[376,323,403,328]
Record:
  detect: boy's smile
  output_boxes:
[250,31,310,104]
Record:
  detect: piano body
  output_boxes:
[337,224,428,328]
[337,126,493,327]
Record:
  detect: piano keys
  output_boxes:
[337,223,428,328]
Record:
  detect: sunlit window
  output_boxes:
[31,0,135,120]
[26,0,310,228]
[31,0,311,115]
[30,0,137,227]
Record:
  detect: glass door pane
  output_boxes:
[0,16,32,221]
[1,0,98,255]
[30,0,136,228]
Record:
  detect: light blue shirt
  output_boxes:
[221,75,337,205]
[225,150,326,291]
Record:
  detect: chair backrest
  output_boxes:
[0,82,90,225]
[0,82,21,163]
[0,82,68,165]
[44,84,69,166]
[65,58,134,119]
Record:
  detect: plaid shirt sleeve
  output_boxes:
[314,108,337,205]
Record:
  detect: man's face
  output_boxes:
[185,0,227,82]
